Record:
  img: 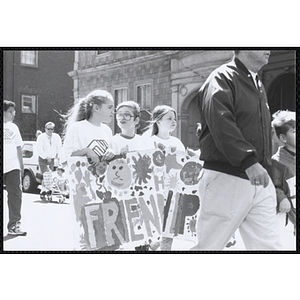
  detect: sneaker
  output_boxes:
[135,244,150,251]
[225,235,236,248]
[8,223,27,236]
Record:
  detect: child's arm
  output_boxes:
[278,198,291,214]
[270,159,292,213]
[102,148,115,161]
[186,148,200,157]
[119,145,129,155]
[72,148,100,165]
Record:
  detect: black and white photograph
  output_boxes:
[2,48,297,253]
[1,3,299,299]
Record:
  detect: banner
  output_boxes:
[67,149,202,250]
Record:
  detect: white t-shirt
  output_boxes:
[61,120,113,162]
[111,133,150,154]
[148,135,185,152]
[36,132,62,159]
[4,121,23,173]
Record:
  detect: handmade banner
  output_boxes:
[161,149,202,241]
[67,148,202,250]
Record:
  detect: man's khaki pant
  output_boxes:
[192,169,281,250]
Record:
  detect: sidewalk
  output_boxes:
[3,190,75,251]
[8,190,290,252]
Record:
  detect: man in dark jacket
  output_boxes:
[192,50,281,250]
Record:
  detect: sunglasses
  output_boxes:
[46,128,54,130]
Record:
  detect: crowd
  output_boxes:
[3,50,296,251]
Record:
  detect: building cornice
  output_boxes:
[68,50,178,78]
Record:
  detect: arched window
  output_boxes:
[267,72,296,114]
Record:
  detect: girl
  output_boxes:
[147,105,190,251]
[61,89,115,166]
[111,101,148,154]
[147,105,185,152]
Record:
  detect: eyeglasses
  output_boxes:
[116,113,134,121]
[7,110,15,114]
[46,128,54,130]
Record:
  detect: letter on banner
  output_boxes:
[67,149,202,250]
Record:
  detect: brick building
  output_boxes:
[68,50,176,135]
[68,49,296,150]
[3,50,75,140]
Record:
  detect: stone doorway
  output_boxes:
[181,91,201,150]
[267,72,296,114]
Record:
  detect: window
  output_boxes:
[137,83,152,110]
[20,51,38,66]
[22,144,33,158]
[114,88,128,105]
[21,95,36,114]
[96,51,110,57]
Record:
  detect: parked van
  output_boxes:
[22,141,43,193]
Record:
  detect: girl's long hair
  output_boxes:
[147,105,177,136]
[62,90,113,140]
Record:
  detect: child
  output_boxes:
[3,100,27,236]
[147,105,185,153]
[146,105,188,250]
[111,101,148,154]
[61,90,116,166]
[270,110,296,250]
[53,165,69,198]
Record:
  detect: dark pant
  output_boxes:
[39,157,54,173]
[4,169,22,230]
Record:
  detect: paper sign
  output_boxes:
[67,149,202,250]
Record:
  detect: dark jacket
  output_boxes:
[198,57,272,179]
[270,146,296,225]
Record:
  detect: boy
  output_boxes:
[54,165,69,198]
[111,101,149,154]
[270,110,296,249]
[3,100,27,236]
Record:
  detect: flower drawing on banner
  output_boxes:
[132,154,153,185]
[165,172,181,192]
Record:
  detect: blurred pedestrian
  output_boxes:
[3,100,27,236]
[192,50,281,250]
[35,130,42,140]
[37,122,62,173]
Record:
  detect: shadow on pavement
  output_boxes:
[3,234,20,241]
[33,200,69,205]
[23,188,40,195]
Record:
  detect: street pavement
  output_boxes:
[4,190,294,252]
[3,190,75,251]
[2,189,244,252]
[2,189,196,251]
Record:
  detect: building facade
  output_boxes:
[68,49,296,150]
[3,50,75,140]
[4,49,294,146]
